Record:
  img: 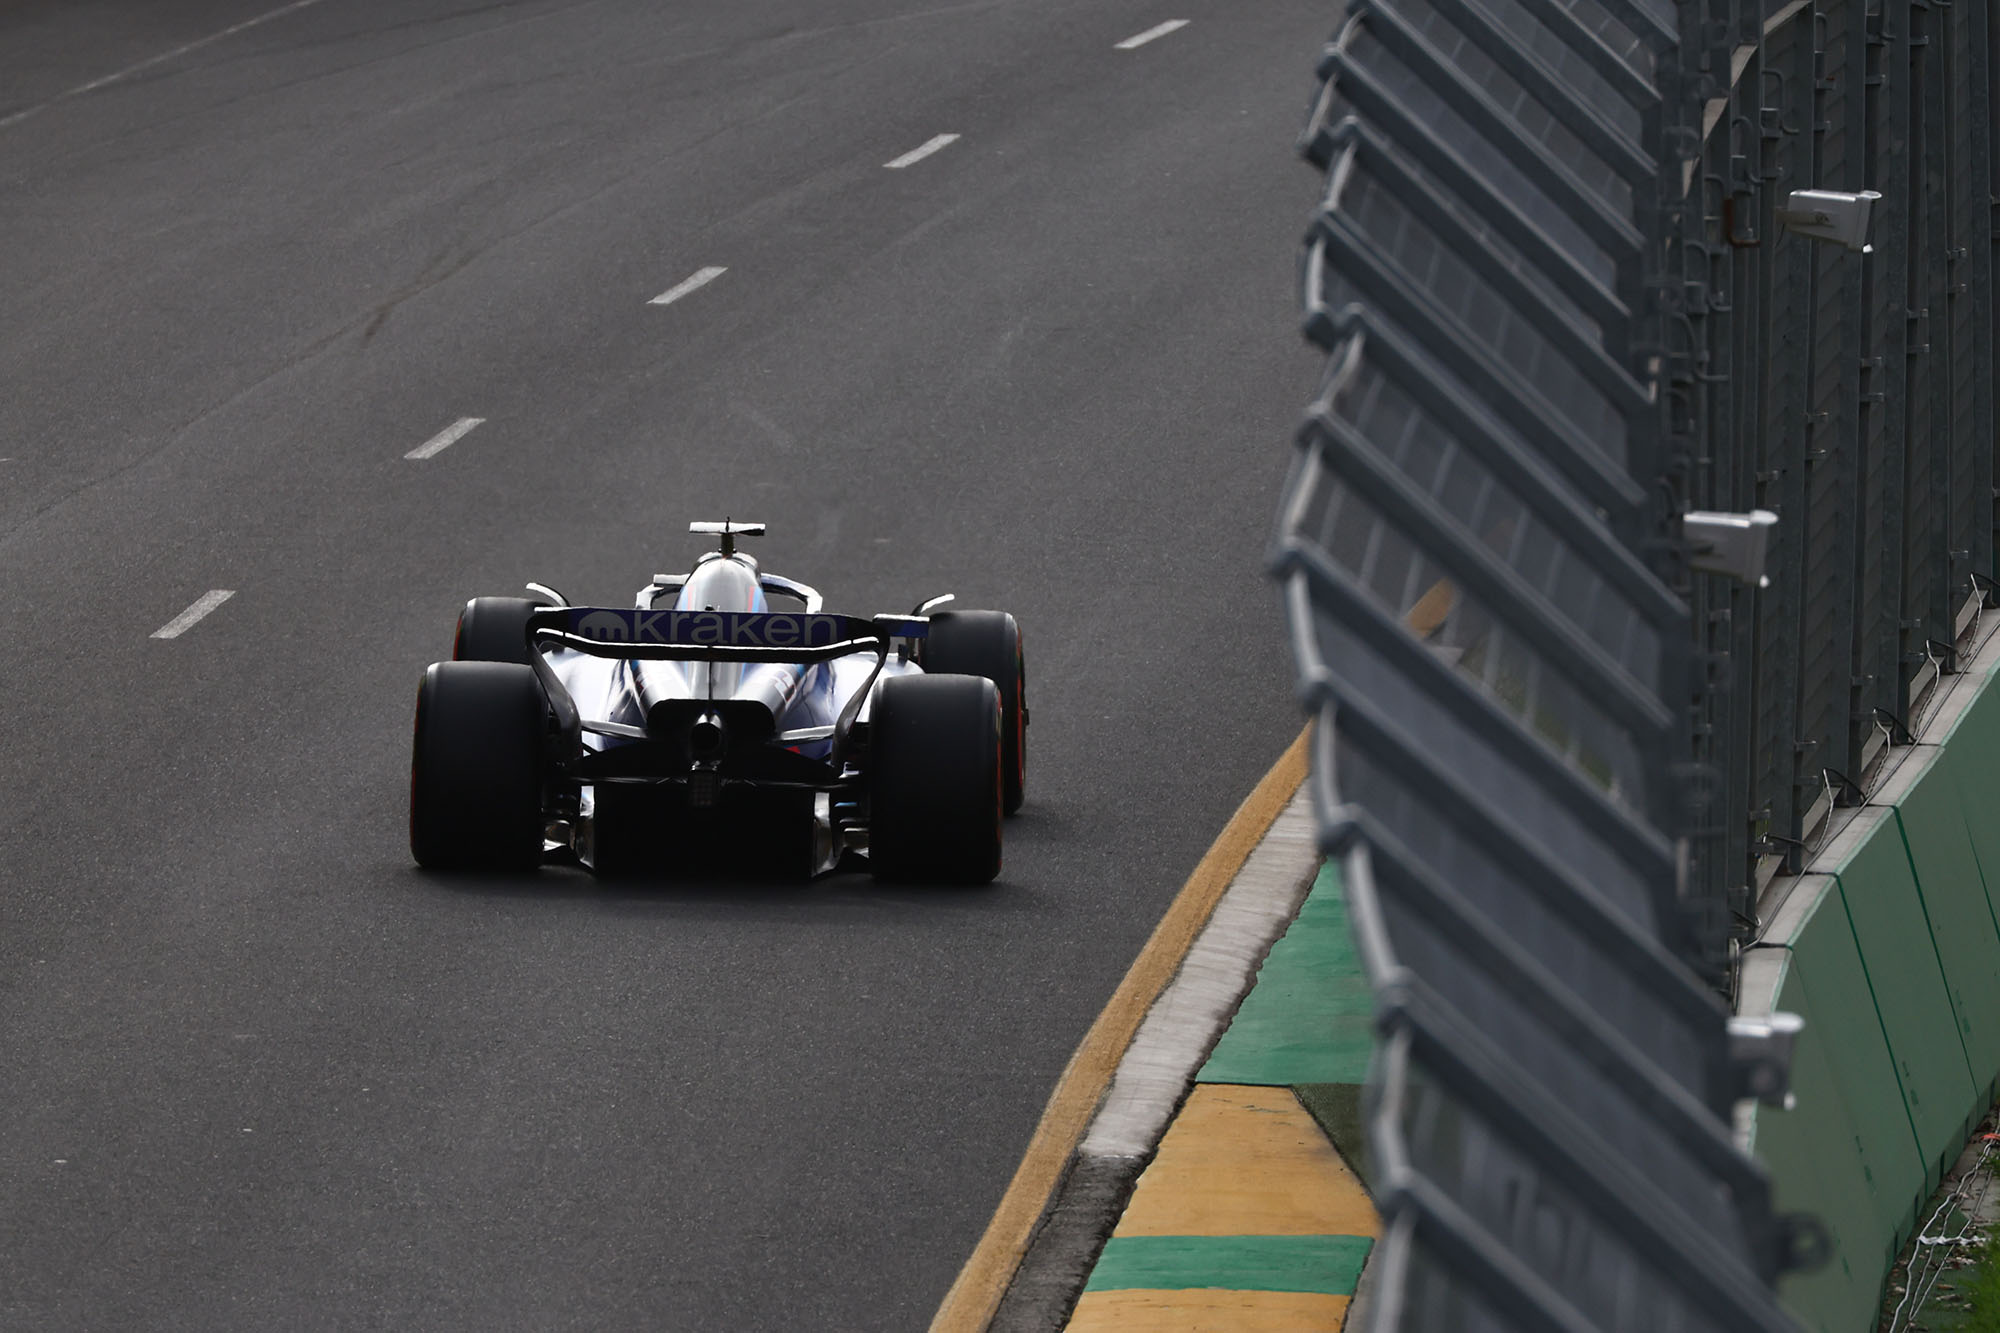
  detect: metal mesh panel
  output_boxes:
[1853,0,1909,735]
[1311,22,1625,273]
[1303,335,1662,680]
[1363,851,1756,1217]
[1385,0,1648,177]
[1902,4,1948,685]
[1539,0,1661,69]
[1988,0,2000,593]
[1941,0,1994,632]
[1350,965,1795,1332]
[1276,0,1996,1320]
[1749,16,1812,862]
[1323,147,1639,463]
[1385,1061,1747,1329]
[1319,698,1681,1012]
[1374,1224,1581,1333]
[1793,0,1864,798]
[1292,460,1659,744]
[1797,233,1858,791]
[1473,0,1656,108]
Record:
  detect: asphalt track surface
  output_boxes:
[0,2,1325,1326]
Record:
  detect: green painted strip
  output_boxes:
[1199,862,1374,1085]
[1083,1235,1374,1296]
[1945,696,2000,951]
[1833,822,1978,1193]
[1895,749,2000,1106]
[1951,774,2000,960]
[1892,807,1980,1091]
[1780,875,1929,1245]
[1761,662,2000,1330]
[1294,1082,1369,1185]
[1831,871,1928,1175]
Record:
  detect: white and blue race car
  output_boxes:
[409,521,1027,882]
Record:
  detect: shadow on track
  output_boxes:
[401,817,1068,924]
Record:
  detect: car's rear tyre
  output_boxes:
[869,674,1002,883]
[410,661,546,870]
[453,596,542,665]
[920,610,1027,813]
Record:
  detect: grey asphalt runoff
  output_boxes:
[0,1,1326,1327]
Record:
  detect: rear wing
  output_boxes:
[518,605,930,769]
[527,607,927,664]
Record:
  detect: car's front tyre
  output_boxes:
[453,596,543,665]
[919,610,1027,814]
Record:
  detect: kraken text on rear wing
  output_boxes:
[527,607,928,663]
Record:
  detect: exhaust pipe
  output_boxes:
[686,712,726,809]
[688,712,727,763]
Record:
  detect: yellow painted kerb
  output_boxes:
[1113,1084,1377,1239]
[1069,1288,1350,1330]
[927,725,1314,1332]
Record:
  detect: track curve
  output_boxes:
[0,1,1325,1326]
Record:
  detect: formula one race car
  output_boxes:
[409,521,1027,882]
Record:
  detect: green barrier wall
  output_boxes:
[1749,644,2000,1331]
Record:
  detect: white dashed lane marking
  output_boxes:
[883,134,960,169]
[152,590,235,639]
[405,416,485,460]
[1115,19,1189,49]
[0,0,334,131]
[648,266,728,307]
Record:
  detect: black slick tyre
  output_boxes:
[869,673,1003,883]
[410,661,546,870]
[920,610,1027,813]
[453,596,542,665]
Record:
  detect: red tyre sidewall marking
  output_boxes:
[1014,634,1027,789]
[993,695,1004,871]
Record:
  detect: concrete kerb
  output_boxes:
[928,731,1316,1333]
[988,791,1324,1330]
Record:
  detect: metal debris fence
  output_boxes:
[1270,0,1998,1322]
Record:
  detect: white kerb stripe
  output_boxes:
[1114,19,1188,49]
[406,417,485,460]
[883,134,960,169]
[648,266,728,306]
[152,590,235,639]
[1079,791,1321,1157]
